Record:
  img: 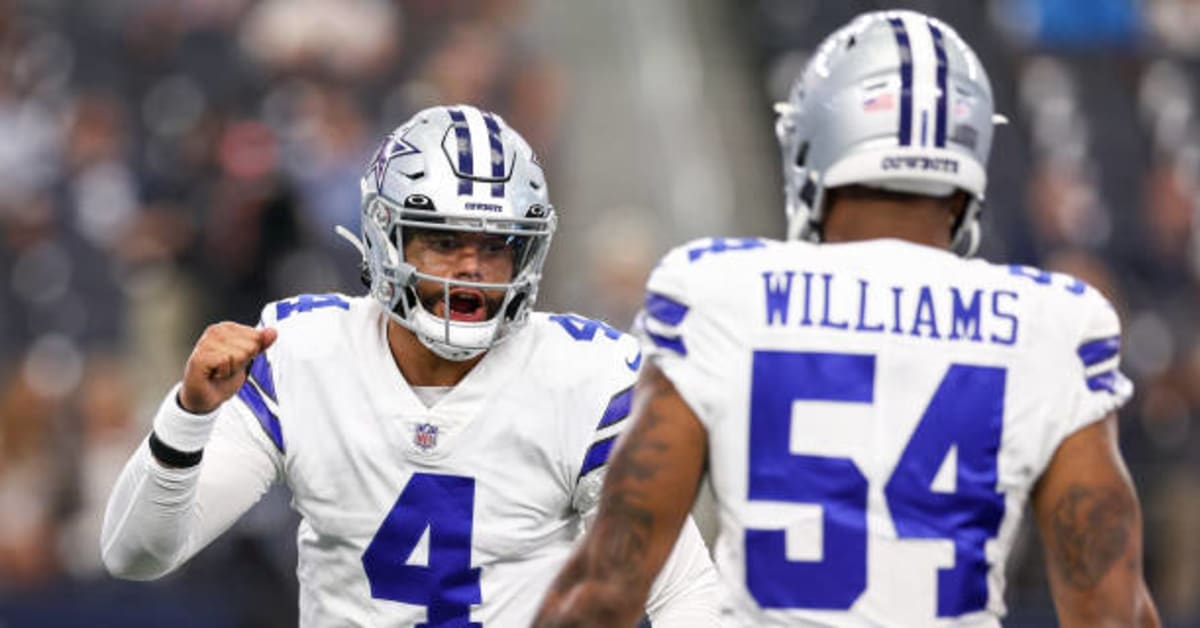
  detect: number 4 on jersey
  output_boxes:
[276,294,350,321]
[362,473,482,627]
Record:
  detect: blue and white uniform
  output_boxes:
[102,295,719,627]
[639,237,1132,627]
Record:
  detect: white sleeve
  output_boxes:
[100,386,282,580]
[644,516,722,627]
[635,240,728,432]
[1062,287,1133,433]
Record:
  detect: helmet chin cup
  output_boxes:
[409,305,492,362]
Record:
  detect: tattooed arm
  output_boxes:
[534,364,709,628]
[1031,414,1160,628]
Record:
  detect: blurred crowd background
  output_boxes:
[0,0,1197,626]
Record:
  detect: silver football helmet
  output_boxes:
[776,10,998,255]
[340,105,556,361]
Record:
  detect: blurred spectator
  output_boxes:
[1147,0,1200,56]
[0,370,70,590]
[57,357,140,578]
[239,0,400,80]
[1025,156,1111,250]
[578,208,660,329]
[992,0,1143,50]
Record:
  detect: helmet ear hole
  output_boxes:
[404,194,435,210]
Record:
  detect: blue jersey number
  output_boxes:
[275,294,349,320]
[549,314,621,342]
[686,237,765,262]
[1008,265,1086,295]
[550,314,642,371]
[746,351,1005,615]
[362,473,482,627]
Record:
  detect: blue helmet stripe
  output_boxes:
[483,113,506,198]
[448,108,474,196]
[929,23,949,147]
[889,17,914,147]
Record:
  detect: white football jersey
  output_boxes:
[638,237,1133,627]
[102,295,718,627]
[251,296,648,626]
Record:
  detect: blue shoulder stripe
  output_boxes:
[1086,371,1118,393]
[1077,336,1120,368]
[597,386,633,430]
[248,353,276,401]
[645,292,689,326]
[579,435,617,478]
[645,329,687,356]
[237,382,284,453]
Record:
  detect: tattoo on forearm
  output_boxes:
[535,370,690,626]
[1050,485,1134,590]
[604,370,673,488]
[590,370,676,576]
[596,491,653,573]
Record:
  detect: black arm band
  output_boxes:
[148,431,204,468]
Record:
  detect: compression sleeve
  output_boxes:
[100,385,282,580]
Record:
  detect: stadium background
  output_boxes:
[0,0,1198,625]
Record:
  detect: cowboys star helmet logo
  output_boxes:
[369,130,421,193]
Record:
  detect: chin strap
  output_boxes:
[334,225,366,257]
[335,225,374,288]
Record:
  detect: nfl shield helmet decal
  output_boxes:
[414,423,439,451]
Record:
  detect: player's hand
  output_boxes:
[179,323,278,414]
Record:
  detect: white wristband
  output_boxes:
[152,382,220,453]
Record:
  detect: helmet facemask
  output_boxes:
[360,194,555,361]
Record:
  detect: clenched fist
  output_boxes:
[179,323,278,414]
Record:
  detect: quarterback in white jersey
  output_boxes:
[537,11,1159,628]
[101,105,719,627]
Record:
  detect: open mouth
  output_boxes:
[438,289,488,322]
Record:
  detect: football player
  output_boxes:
[535,10,1160,627]
[101,105,720,627]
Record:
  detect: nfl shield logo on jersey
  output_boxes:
[414,423,439,451]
